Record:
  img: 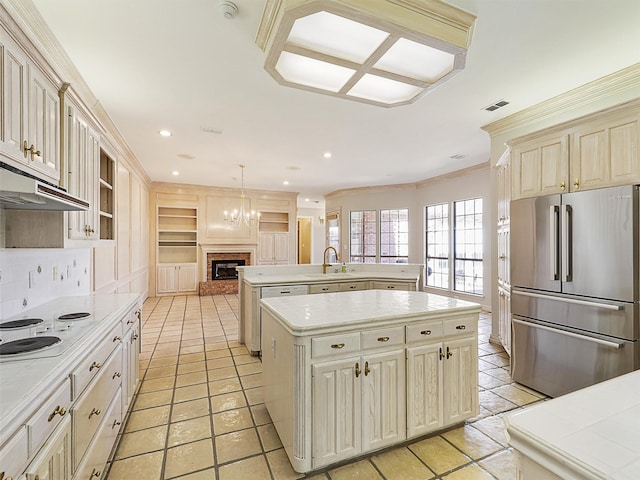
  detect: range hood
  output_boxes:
[0,166,89,211]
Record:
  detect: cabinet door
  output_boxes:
[0,33,28,164]
[177,264,198,292]
[273,233,290,264]
[512,134,568,199]
[24,416,71,480]
[571,113,640,191]
[258,232,275,264]
[312,358,361,468]
[443,336,478,426]
[157,265,177,294]
[361,350,405,452]
[406,343,443,438]
[68,108,99,240]
[498,288,512,357]
[28,66,60,181]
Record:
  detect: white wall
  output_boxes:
[0,248,91,318]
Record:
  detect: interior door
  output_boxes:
[562,184,637,301]
[510,194,561,293]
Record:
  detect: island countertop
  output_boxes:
[260,290,480,335]
[505,369,640,479]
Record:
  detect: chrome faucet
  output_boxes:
[322,246,339,274]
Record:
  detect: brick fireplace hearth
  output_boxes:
[199,251,251,295]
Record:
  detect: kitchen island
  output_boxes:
[506,369,640,480]
[261,289,480,473]
[239,263,423,355]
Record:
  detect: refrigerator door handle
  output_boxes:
[512,289,624,311]
[549,205,560,281]
[512,318,624,349]
[561,204,572,282]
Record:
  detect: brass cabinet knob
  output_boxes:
[89,408,101,419]
[574,178,580,189]
[48,405,67,422]
[89,361,102,371]
[420,330,432,336]
[377,336,390,342]
[364,361,370,376]
[455,325,466,330]
[355,362,361,378]
[330,343,345,349]
[132,334,139,340]
[560,180,566,191]
[112,372,121,379]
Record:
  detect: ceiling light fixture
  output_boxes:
[159,130,172,137]
[323,152,332,158]
[283,180,290,185]
[256,0,476,107]
[172,171,180,176]
[223,164,260,229]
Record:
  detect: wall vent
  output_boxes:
[484,99,510,111]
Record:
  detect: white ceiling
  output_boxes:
[28,0,640,206]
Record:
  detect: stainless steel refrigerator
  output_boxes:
[510,184,639,397]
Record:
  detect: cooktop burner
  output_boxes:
[57,312,91,321]
[0,318,44,329]
[0,336,62,356]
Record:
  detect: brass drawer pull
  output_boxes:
[355,362,361,378]
[331,343,345,349]
[420,330,432,336]
[112,419,122,429]
[386,285,395,289]
[89,361,102,371]
[112,372,122,379]
[455,325,466,330]
[113,335,121,342]
[439,347,444,360]
[364,361,370,376]
[90,468,101,478]
[48,405,67,422]
[574,178,580,189]
[446,346,454,359]
[377,337,390,342]
[132,334,139,340]
[89,408,101,419]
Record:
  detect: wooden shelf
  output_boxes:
[99,150,115,240]
[157,206,198,264]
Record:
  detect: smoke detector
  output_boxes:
[219,2,238,19]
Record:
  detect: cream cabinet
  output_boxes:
[511,133,569,200]
[157,264,197,294]
[371,280,415,291]
[258,232,289,265]
[406,315,478,438]
[262,294,479,473]
[24,416,71,480]
[121,309,141,414]
[67,103,100,240]
[570,111,640,191]
[510,102,640,200]
[312,349,405,468]
[497,286,511,356]
[0,28,60,183]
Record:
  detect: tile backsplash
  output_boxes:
[0,248,91,319]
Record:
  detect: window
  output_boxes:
[425,203,449,288]
[380,209,409,263]
[425,198,483,295]
[454,198,483,294]
[326,211,340,262]
[350,210,376,263]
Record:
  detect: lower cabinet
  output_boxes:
[312,350,405,468]
[24,416,72,480]
[498,286,512,356]
[157,263,197,294]
[371,280,415,291]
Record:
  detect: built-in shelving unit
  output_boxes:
[99,149,115,240]
[259,211,289,232]
[157,207,198,263]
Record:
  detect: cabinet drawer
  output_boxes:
[73,387,122,480]
[71,322,122,399]
[312,333,360,358]
[406,321,443,343]
[338,281,368,292]
[72,345,123,469]
[371,281,411,291]
[0,426,28,479]
[308,283,340,294]
[262,285,308,298]
[361,326,404,350]
[443,316,477,336]
[27,379,71,455]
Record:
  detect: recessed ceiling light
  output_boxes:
[305,198,310,202]
[172,171,180,176]
[283,180,289,185]
[159,130,172,137]
[323,152,332,159]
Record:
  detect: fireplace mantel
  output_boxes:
[200,244,256,282]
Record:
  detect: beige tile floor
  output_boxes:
[105,295,547,480]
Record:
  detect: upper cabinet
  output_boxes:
[510,101,640,200]
[0,27,60,182]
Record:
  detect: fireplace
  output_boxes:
[200,249,253,295]
[212,259,245,281]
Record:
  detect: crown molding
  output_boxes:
[482,63,640,138]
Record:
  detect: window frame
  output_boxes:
[349,210,377,263]
[379,208,409,264]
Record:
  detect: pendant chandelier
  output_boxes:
[224,164,260,228]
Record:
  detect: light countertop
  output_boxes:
[0,293,141,436]
[506,369,640,480]
[261,290,480,335]
[243,271,420,286]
